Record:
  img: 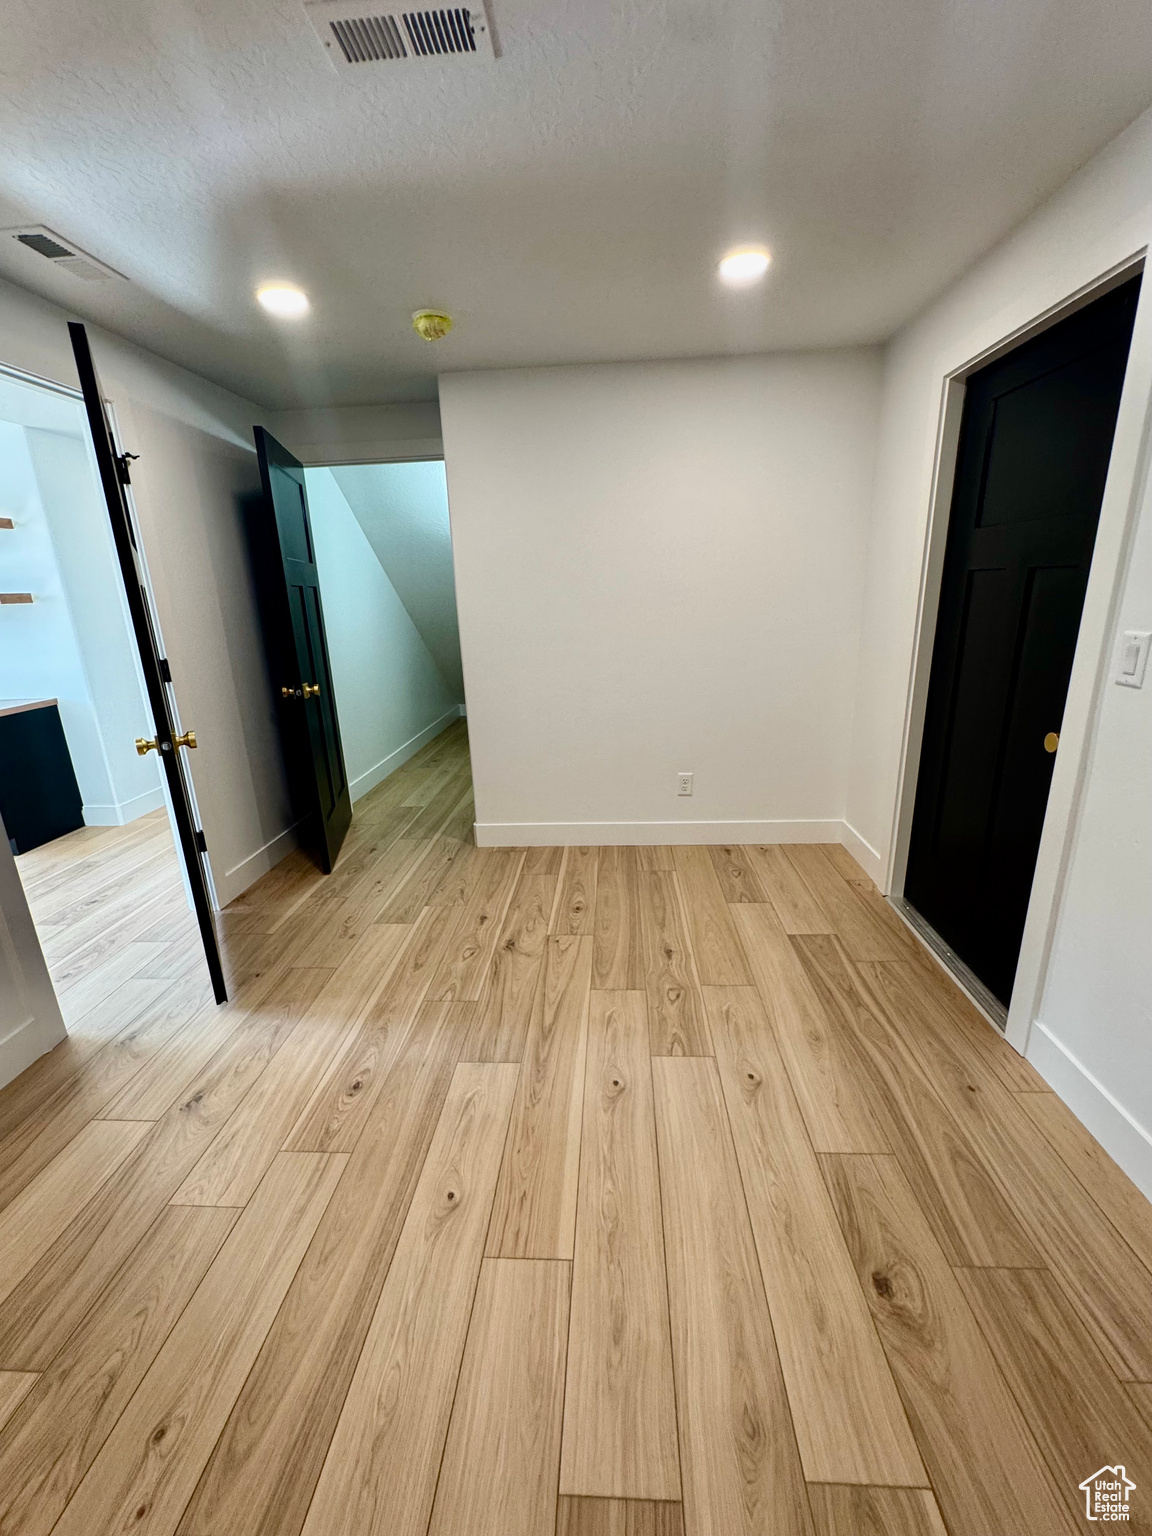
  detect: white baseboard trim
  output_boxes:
[215,821,303,908]
[840,820,884,884]
[349,706,464,803]
[0,1010,68,1093]
[474,817,844,848]
[1026,1020,1152,1203]
[82,786,166,827]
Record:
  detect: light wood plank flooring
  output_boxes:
[3,717,1152,1535]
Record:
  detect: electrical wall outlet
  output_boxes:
[677,772,693,796]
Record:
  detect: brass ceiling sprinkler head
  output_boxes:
[412,309,453,341]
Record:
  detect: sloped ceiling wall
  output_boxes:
[331,461,464,699]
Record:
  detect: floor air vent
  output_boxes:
[1,225,125,282]
[305,1,495,65]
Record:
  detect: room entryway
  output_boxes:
[246,432,470,877]
[904,274,1141,1008]
[0,353,221,1062]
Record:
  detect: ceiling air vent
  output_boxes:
[304,1,495,66]
[2,225,125,282]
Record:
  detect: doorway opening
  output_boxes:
[245,432,471,886]
[0,364,215,1032]
[903,273,1141,1011]
[304,459,467,800]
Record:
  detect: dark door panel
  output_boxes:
[977,343,1130,528]
[68,323,227,1003]
[905,275,1141,1006]
[252,428,351,873]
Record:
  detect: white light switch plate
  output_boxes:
[1116,630,1151,689]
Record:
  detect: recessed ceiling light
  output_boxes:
[718,247,772,286]
[256,282,310,318]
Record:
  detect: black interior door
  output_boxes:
[252,428,351,873]
[69,322,227,1003]
[905,274,1141,1006]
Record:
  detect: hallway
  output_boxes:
[0,719,1150,1535]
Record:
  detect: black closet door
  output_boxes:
[905,274,1141,1006]
[252,428,351,873]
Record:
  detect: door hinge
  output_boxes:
[158,658,172,682]
[195,829,208,853]
[115,451,139,485]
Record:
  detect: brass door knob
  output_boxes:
[281,685,297,699]
[136,736,158,756]
[302,682,321,699]
[173,730,197,750]
[1044,731,1060,754]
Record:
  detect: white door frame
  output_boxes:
[887,249,1152,1055]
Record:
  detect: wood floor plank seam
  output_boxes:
[0,1370,38,1435]
[0,1118,152,1315]
[703,985,927,1488]
[48,1150,349,1536]
[652,1054,816,1535]
[731,907,890,1155]
[169,925,413,1207]
[0,1203,240,1536]
[950,1255,1152,1526]
[821,1151,1079,1536]
[558,1494,687,1535]
[638,871,711,1058]
[699,1011,860,1493]
[560,991,680,1501]
[857,961,1152,1379]
[648,1046,688,1524]
[0,968,335,1372]
[175,986,466,1536]
[804,1484,950,1536]
[9,741,1152,1536]
[462,870,558,1062]
[793,939,1042,1268]
[1013,1088,1152,1280]
[283,907,462,1154]
[0,972,214,1210]
[486,935,593,1260]
[298,1062,519,1536]
[427,1258,570,1536]
[551,846,599,937]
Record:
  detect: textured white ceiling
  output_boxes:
[1,0,1150,408]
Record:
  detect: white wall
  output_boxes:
[330,461,465,698]
[0,273,291,906]
[847,103,1152,1193]
[1030,444,1152,1198]
[439,352,882,845]
[264,402,442,465]
[25,425,163,823]
[305,468,461,801]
